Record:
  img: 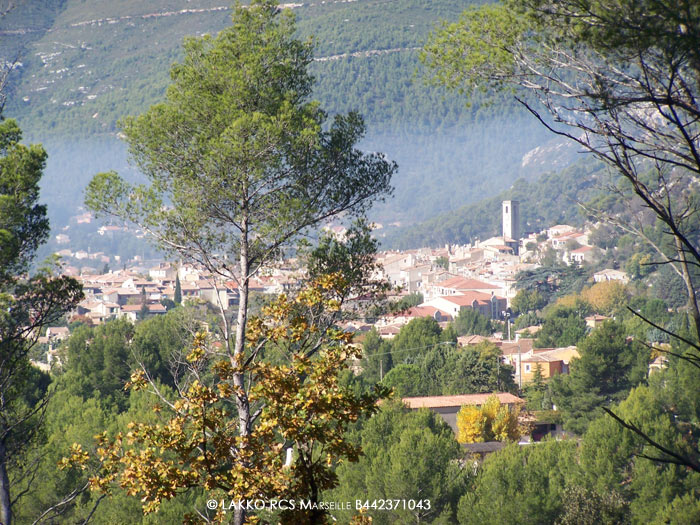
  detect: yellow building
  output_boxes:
[518,346,580,384]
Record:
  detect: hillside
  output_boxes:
[1,0,553,229]
[381,159,609,248]
[3,0,497,135]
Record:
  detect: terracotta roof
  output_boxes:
[501,339,535,355]
[398,306,452,320]
[522,353,559,363]
[457,334,491,346]
[436,276,499,290]
[402,392,525,409]
[115,288,141,295]
[248,279,266,290]
[438,291,504,306]
[79,301,102,310]
[382,253,409,265]
[530,346,579,363]
[121,304,167,313]
[515,325,542,335]
[101,302,120,308]
[585,314,610,321]
[96,275,130,284]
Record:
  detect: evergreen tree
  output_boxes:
[173,274,182,305]
[552,321,648,434]
[84,5,395,519]
[331,401,469,524]
[457,440,579,525]
[137,287,148,321]
[0,117,83,524]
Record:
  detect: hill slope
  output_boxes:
[1,0,554,229]
[382,159,609,248]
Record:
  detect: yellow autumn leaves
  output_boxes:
[456,395,521,444]
[61,274,385,523]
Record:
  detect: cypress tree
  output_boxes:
[174,274,182,305]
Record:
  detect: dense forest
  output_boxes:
[1,0,555,233]
[12,286,699,523]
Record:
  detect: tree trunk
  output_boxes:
[0,439,11,525]
[232,217,250,525]
[675,236,700,340]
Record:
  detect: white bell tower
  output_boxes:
[502,200,519,241]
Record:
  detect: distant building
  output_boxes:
[593,268,630,284]
[503,346,580,385]
[649,355,669,375]
[502,200,520,242]
[402,392,525,435]
[585,314,610,329]
[423,292,507,320]
[569,245,593,264]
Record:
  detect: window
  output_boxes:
[525,364,531,372]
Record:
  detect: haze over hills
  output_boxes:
[2,0,560,244]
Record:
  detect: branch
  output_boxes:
[77,495,106,525]
[31,480,100,525]
[602,407,700,473]
[626,306,700,356]
[639,339,700,371]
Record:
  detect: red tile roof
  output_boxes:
[437,276,499,290]
[457,334,492,346]
[398,306,452,320]
[500,339,536,355]
[402,392,525,409]
[438,291,503,306]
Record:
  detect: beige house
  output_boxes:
[423,292,507,320]
[593,268,630,284]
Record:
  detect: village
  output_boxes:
[35,200,637,448]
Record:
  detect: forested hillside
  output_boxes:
[384,160,608,248]
[1,0,553,229]
[3,0,498,136]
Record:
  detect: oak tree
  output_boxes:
[67,275,386,524]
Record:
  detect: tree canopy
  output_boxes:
[423,0,700,476]
[79,3,397,522]
[0,116,83,524]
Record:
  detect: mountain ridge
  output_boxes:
[2,0,564,242]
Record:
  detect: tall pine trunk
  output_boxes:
[232,218,250,525]
[0,438,11,525]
